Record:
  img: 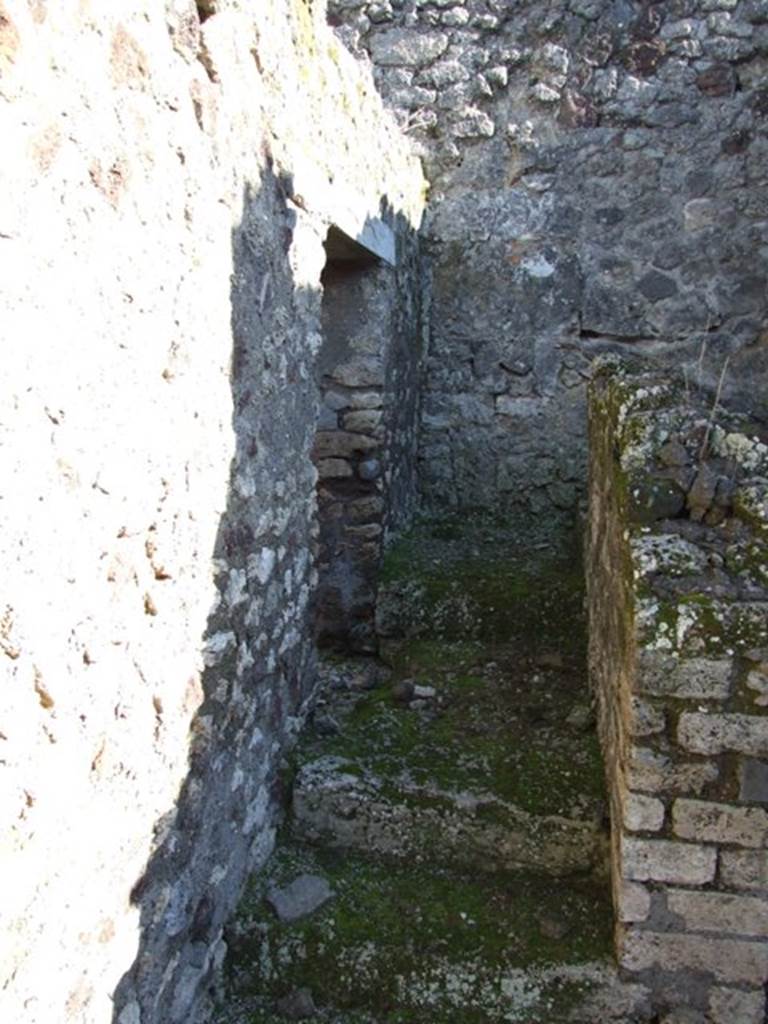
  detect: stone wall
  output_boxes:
[330,0,768,522]
[313,222,424,652]
[0,3,424,1023]
[587,361,768,1022]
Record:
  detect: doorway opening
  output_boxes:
[312,226,388,652]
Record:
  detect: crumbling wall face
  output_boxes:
[587,362,768,1023]
[330,0,768,523]
[0,3,424,1023]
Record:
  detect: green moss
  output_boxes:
[725,540,768,588]
[297,638,605,821]
[641,594,768,656]
[226,843,613,1022]
[379,516,587,653]
[216,506,622,1023]
[733,487,768,533]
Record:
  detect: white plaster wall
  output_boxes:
[0,2,424,1020]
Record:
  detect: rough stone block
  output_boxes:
[678,713,768,757]
[630,696,665,737]
[331,358,385,388]
[637,652,732,700]
[266,874,334,923]
[346,523,382,540]
[345,390,383,410]
[369,28,449,67]
[323,389,350,412]
[316,458,353,479]
[621,836,716,885]
[720,850,768,890]
[313,430,378,459]
[342,409,384,435]
[620,929,768,984]
[347,495,384,523]
[628,746,719,795]
[666,889,768,937]
[673,799,768,848]
[618,881,651,923]
[746,670,768,707]
[294,757,604,876]
[740,758,768,804]
[709,987,765,1024]
[684,198,720,230]
[624,792,665,832]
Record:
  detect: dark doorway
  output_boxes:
[311,227,389,652]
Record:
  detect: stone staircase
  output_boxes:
[215,518,652,1023]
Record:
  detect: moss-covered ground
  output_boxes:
[297,639,604,821]
[224,840,613,1023]
[301,515,605,821]
[217,515,618,1023]
[377,513,588,651]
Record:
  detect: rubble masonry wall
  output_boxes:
[0,3,424,1022]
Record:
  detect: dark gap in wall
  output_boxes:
[196,1,216,25]
[578,328,654,343]
[312,227,383,653]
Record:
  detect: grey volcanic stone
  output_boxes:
[740,759,768,804]
[629,479,686,523]
[358,458,382,481]
[275,988,317,1020]
[658,440,690,468]
[328,0,768,520]
[687,465,717,522]
[266,875,334,923]
[369,28,448,66]
[638,270,678,302]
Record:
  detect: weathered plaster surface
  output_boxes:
[0,3,423,1022]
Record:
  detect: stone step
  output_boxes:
[215,519,623,1022]
[219,841,650,1024]
[293,642,608,878]
[374,516,586,650]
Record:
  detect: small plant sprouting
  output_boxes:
[698,355,730,463]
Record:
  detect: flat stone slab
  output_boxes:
[293,756,605,877]
[265,873,334,923]
[291,636,607,879]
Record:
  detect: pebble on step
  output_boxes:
[275,987,316,1020]
[538,911,571,940]
[313,711,341,737]
[266,874,334,923]
[535,652,564,669]
[391,679,415,703]
[566,703,595,731]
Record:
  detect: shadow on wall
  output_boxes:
[111,159,322,1024]
[110,164,420,1024]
